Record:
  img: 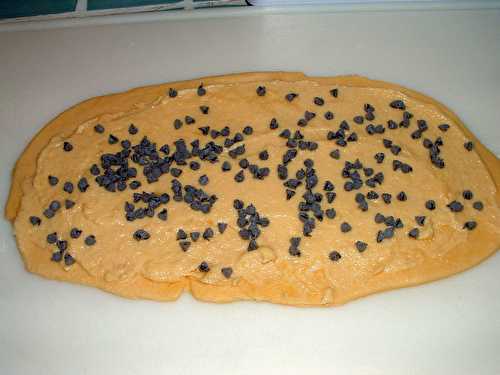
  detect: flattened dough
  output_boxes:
[6,72,500,306]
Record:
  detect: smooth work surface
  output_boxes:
[1,7,499,375]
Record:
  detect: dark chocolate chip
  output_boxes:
[397,191,407,201]
[256,86,266,96]
[108,135,118,145]
[390,100,406,110]
[473,201,484,211]
[64,253,75,266]
[199,105,209,115]
[330,149,340,160]
[70,228,82,239]
[463,221,477,230]
[415,216,426,226]
[94,124,105,133]
[203,227,214,240]
[324,111,334,120]
[330,88,338,97]
[199,261,210,272]
[438,124,450,132]
[48,175,59,186]
[355,241,368,252]
[382,193,392,204]
[285,93,298,102]
[248,239,258,251]
[65,199,75,209]
[462,190,473,200]
[197,84,206,96]
[425,200,436,210]
[179,241,191,251]
[353,116,364,125]
[47,232,58,244]
[340,222,352,233]
[221,267,233,278]
[464,141,474,151]
[313,97,325,106]
[166,87,178,99]
[234,170,245,183]
[157,209,168,221]
[133,229,150,241]
[408,228,419,239]
[84,235,96,246]
[374,153,385,164]
[63,141,73,152]
[325,208,336,219]
[329,251,342,262]
[59,182,73,196]
[447,200,464,212]
[198,175,209,186]
[177,229,187,240]
[78,177,89,192]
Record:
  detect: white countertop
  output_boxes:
[1,6,499,375]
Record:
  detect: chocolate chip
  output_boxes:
[197,84,206,96]
[374,213,385,224]
[77,177,89,192]
[285,93,298,102]
[329,251,342,262]
[425,200,436,210]
[297,118,307,127]
[340,222,352,233]
[47,232,58,244]
[63,141,73,152]
[390,100,406,110]
[374,153,385,164]
[199,105,209,115]
[233,199,244,210]
[157,209,168,221]
[313,97,324,106]
[353,116,364,124]
[279,129,291,138]
[221,267,233,278]
[447,200,464,212]
[347,132,358,142]
[325,208,336,219]
[129,180,141,190]
[463,221,477,230]
[198,175,209,186]
[324,111,334,120]
[390,145,401,155]
[397,191,407,201]
[199,261,210,272]
[94,124,105,133]
[70,228,82,239]
[259,150,269,161]
[177,229,187,240]
[330,149,340,160]
[48,200,60,212]
[304,111,316,121]
[382,193,392,204]
[438,124,450,132]
[65,199,75,209]
[415,216,426,226]
[234,170,245,183]
[460,190,473,201]
[84,235,96,246]
[170,168,182,177]
[464,141,474,151]
[216,222,228,234]
[185,116,195,125]
[473,201,484,211]
[63,253,75,266]
[168,88,177,98]
[108,135,118,145]
[179,241,191,251]
[330,88,339,97]
[133,229,150,241]
[256,86,266,96]
[355,241,368,252]
[48,175,59,186]
[383,227,394,239]
[248,239,258,251]
[203,227,214,240]
[408,228,419,238]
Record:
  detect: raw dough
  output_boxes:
[6,72,500,306]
